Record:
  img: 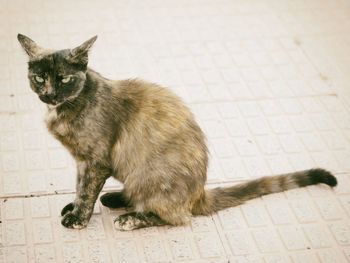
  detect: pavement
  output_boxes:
[1,0,350,262]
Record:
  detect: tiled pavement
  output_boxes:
[1,0,350,262]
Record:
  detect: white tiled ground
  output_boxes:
[1,0,350,262]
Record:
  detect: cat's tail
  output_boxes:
[192,168,337,216]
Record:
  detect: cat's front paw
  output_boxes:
[61,202,75,216]
[61,212,87,229]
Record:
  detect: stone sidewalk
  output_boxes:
[1,0,350,262]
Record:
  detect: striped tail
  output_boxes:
[192,168,337,215]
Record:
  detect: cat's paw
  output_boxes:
[114,214,138,231]
[61,212,87,229]
[61,202,74,216]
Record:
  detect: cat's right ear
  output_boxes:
[17,34,45,58]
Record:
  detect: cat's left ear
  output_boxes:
[69,36,97,65]
[17,34,45,58]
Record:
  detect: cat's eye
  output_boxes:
[35,75,44,83]
[61,76,71,84]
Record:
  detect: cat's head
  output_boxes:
[17,34,97,106]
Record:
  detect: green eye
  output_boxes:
[61,76,71,83]
[35,76,44,83]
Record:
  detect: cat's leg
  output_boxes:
[61,162,109,229]
[100,191,130,208]
[61,161,86,216]
[114,212,166,231]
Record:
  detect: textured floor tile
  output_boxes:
[2,0,350,262]
[252,228,283,253]
[225,230,257,256]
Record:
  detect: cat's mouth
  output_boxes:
[39,94,59,105]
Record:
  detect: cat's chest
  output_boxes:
[45,108,70,136]
[44,108,110,162]
[45,108,88,157]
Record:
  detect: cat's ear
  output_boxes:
[17,34,45,58]
[68,36,97,65]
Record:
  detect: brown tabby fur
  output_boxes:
[18,34,337,230]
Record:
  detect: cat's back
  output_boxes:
[111,78,193,124]
[113,79,182,105]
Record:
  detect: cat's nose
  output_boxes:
[42,85,51,95]
[39,94,56,104]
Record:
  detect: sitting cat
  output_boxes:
[17,34,337,230]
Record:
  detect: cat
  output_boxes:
[17,34,337,231]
